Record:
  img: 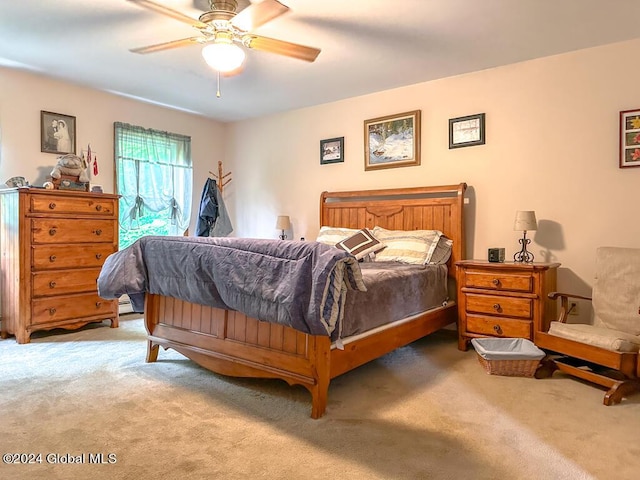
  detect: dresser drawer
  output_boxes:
[31,195,116,216]
[465,271,532,293]
[466,315,532,338]
[465,293,532,319]
[32,268,101,297]
[32,244,115,270]
[31,293,116,326]
[31,218,115,244]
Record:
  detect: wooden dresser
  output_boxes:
[455,260,560,351]
[0,188,119,343]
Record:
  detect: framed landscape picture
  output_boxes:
[619,108,640,168]
[364,110,421,171]
[41,110,76,155]
[320,137,344,164]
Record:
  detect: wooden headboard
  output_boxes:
[320,183,467,277]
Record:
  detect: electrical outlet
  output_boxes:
[568,301,579,316]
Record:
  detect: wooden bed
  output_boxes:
[144,183,467,418]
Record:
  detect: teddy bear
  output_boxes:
[50,154,89,183]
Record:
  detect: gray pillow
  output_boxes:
[428,235,453,264]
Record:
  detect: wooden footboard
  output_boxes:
[145,293,457,418]
[145,293,333,418]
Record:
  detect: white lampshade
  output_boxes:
[514,211,538,231]
[201,42,246,72]
[276,215,291,230]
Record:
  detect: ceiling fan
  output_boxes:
[128,0,321,73]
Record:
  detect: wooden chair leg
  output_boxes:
[534,358,559,379]
[603,379,640,406]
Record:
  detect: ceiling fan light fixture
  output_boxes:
[201,41,245,73]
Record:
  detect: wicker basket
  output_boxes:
[471,338,545,377]
[475,355,541,377]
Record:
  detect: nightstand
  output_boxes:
[455,260,560,351]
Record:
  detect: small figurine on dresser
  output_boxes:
[49,154,89,191]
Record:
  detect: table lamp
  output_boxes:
[276,215,291,240]
[513,210,537,263]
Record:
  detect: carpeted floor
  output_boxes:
[0,315,638,480]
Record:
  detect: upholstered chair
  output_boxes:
[535,246,640,405]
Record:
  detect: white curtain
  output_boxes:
[114,122,192,234]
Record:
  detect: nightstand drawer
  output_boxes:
[465,293,532,319]
[466,315,532,338]
[465,271,532,292]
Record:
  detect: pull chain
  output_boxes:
[216,71,221,98]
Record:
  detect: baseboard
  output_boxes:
[119,295,134,314]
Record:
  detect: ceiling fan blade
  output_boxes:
[128,0,206,28]
[130,37,202,54]
[231,0,289,32]
[244,35,321,62]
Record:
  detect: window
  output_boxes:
[114,122,192,250]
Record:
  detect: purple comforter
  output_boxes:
[97,236,366,336]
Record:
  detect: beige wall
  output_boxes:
[226,38,640,318]
[2,39,640,320]
[0,67,225,234]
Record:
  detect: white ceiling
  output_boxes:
[1,0,639,123]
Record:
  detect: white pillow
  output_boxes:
[371,227,442,265]
[316,226,360,245]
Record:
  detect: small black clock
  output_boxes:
[488,248,505,263]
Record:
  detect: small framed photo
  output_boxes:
[449,113,485,149]
[320,137,344,164]
[364,110,421,171]
[41,110,76,155]
[619,109,640,168]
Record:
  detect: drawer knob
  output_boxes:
[493,303,500,311]
[95,301,102,308]
[49,308,56,315]
[492,278,500,286]
[49,255,57,262]
[49,228,57,236]
[93,229,102,236]
[95,253,102,260]
[48,202,56,210]
[95,205,103,212]
[49,281,56,289]
[493,325,502,334]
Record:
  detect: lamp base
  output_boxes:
[513,233,534,263]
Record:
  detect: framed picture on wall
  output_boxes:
[320,137,344,164]
[449,113,485,149]
[41,110,76,155]
[619,108,640,168]
[364,110,421,171]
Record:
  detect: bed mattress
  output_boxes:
[336,261,449,340]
